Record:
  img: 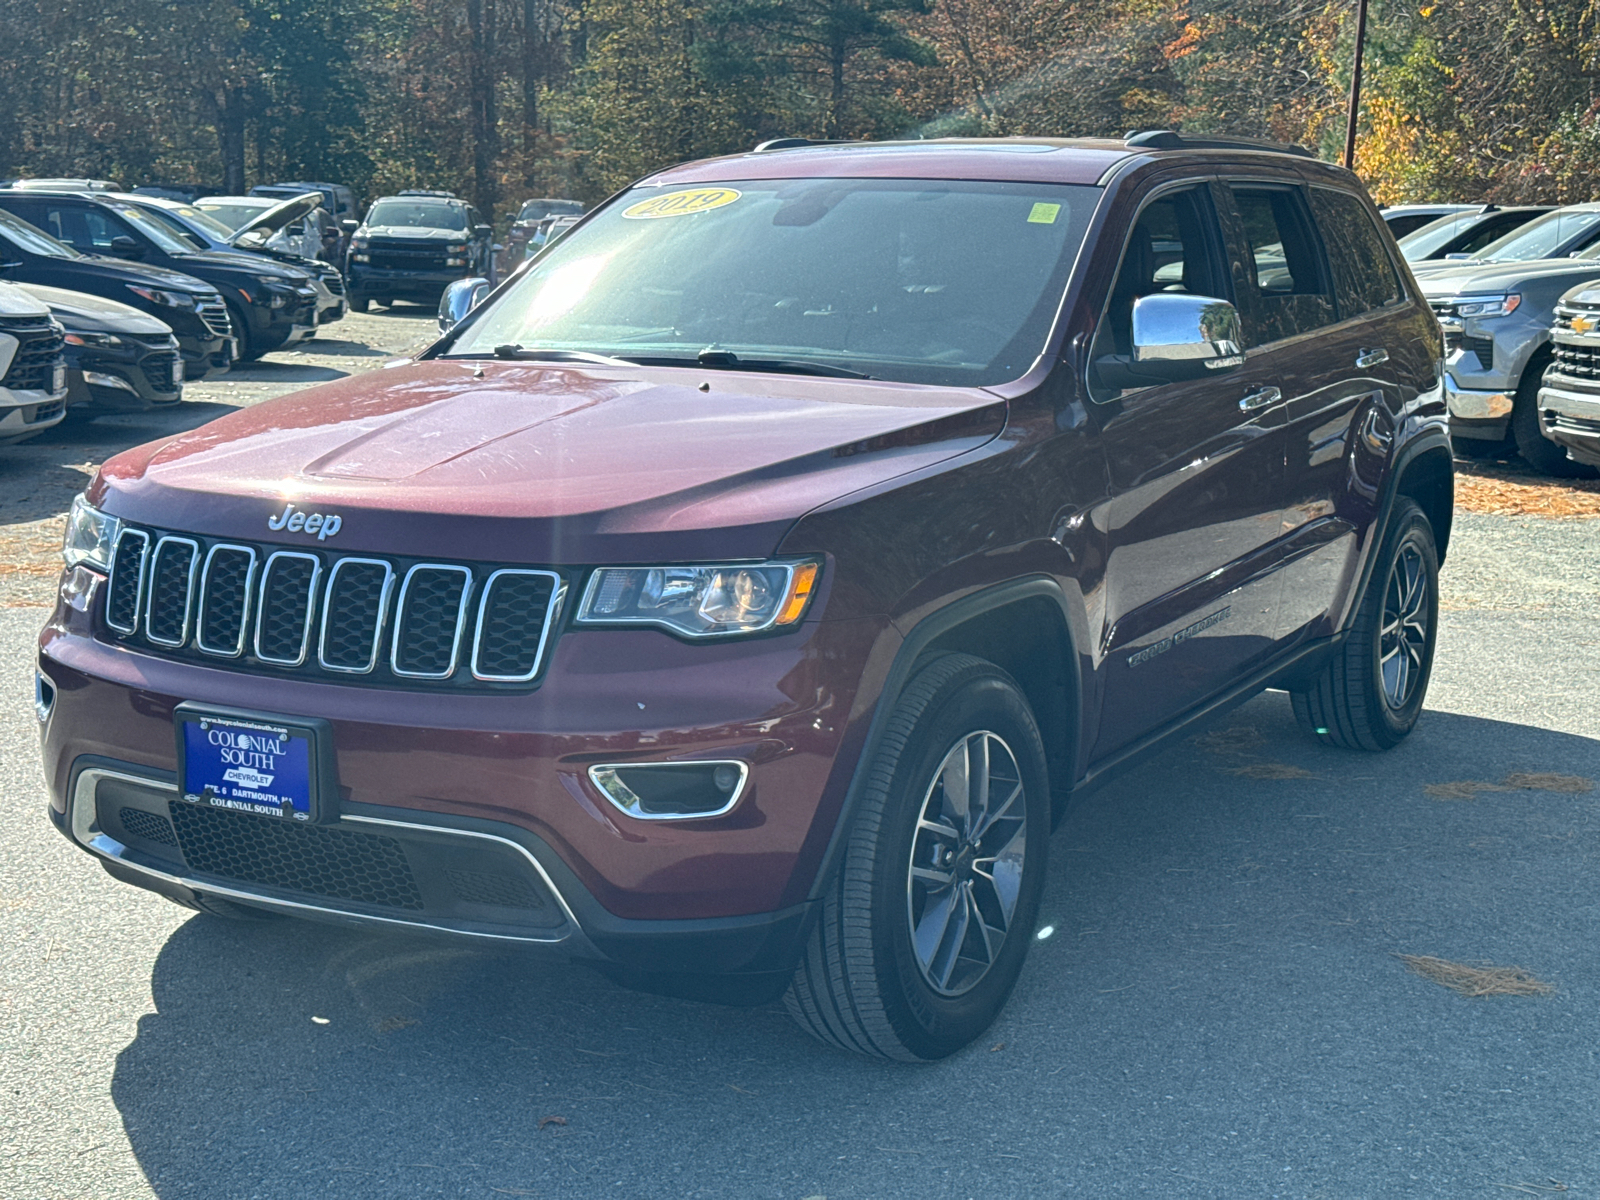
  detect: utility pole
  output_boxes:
[1343,0,1370,170]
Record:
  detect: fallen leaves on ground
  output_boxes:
[536,1115,567,1131]
[1225,761,1315,780]
[1397,954,1554,997]
[1191,726,1266,754]
[1426,773,1594,800]
[1454,459,1600,518]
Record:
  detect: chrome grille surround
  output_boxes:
[143,536,200,647]
[105,529,151,635]
[98,526,566,691]
[318,557,395,674]
[195,297,232,339]
[195,544,259,657]
[253,551,322,666]
[471,569,566,682]
[390,564,474,679]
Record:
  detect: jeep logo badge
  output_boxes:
[267,503,342,540]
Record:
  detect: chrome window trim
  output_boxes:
[586,759,750,821]
[253,550,322,666]
[195,543,259,658]
[317,556,395,674]
[67,767,583,946]
[390,563,474,679]
[104,527,150,635]
[142,535,201,648]
[469,568,566,682]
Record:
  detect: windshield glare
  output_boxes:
[1397,212,1478,261]
[196,201,270,231]
[448,178,1098,386]
[369,201,467,231]
[170,205,239,242]
[1473,208,1600,262]
[0,209,79,258]
[109,203,201,255]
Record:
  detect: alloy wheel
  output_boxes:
[1379,541,1430,709]
[906,731,1029,997]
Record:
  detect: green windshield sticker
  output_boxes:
[1027,203,1061,225]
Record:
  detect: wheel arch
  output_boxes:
[1393,442,1454,564]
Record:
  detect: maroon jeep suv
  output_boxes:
[37,132,1451,1061]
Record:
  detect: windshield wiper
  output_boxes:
[632,348,873,379]
[492,345,637,367]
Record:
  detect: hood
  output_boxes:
[0,280,52,318]
[171,248,312,281]
[94,360,1007,563]
[78,255,215,292]
[228,192,322,247]
[1416,257,1600,297]
[16,283,172,333]
[365,226,464,240]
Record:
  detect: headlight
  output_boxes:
[576,561,820,637]
[447,243,468,253]
[64,331,124,348]
[351,236,369,250]
[1456,294,1520,318]
[62,494,121,572]
[126,285,196,309]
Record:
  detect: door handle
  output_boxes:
[1239,386,1282,412]
[1356,347,1390,368]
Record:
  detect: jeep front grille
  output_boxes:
[103,526,565,690]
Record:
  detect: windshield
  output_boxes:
[168,205,239,242]
[136,205,210,250]
[195,201,270,231]
[0,208,79,258]
[1472,208,1600,262]
[107,202,201,256]
[448,178,1098,387]
[1397,212,1480,261]
[368,200,467,230]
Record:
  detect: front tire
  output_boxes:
[1291,498,1439,750]
[1512,353,1597,478]
[785,653,1049,1060]
[224,302,256,362]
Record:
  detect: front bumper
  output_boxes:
[1444,375,1515,439]
[63,339,183,410]
[37,568,880,978]
[347,266,465,303]
[176,332,233,380]
[1538,381,1600,467]
[0,389,67,442]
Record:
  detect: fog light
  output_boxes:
[82,371,137,393]
[587,761,749,820]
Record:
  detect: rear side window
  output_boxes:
[1309,188,1403,320]
[1225,185,1336,346]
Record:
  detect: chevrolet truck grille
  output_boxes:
[103,527,565,689]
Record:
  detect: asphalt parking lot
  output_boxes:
[2,317,1599,1198]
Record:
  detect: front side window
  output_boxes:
[447,177,1100,387]
[1309,188,1403,320]
[1227,185,1335,345]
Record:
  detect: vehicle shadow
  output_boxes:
[110,698,1600,1198]
[293,338,388,359]
[220,362,349,383]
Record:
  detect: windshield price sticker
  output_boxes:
[179,712,316,820]
[622,188,742,220]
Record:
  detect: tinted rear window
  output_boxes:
[1310,188,1403,318]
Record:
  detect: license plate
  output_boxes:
[170,359,184,387]
[174,705,336,822]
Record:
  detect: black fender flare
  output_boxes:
[805,575,1084,904]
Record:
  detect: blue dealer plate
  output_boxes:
[179,711,317,820]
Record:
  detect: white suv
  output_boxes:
[0,281,68,443]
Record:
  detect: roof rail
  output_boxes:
[1123,129,1316,160]
[752,137,850,152]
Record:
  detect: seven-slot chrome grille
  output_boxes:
[103,527,565,689]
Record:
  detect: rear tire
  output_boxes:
[1291,498,1439,750]
[785,653,1049,1061]
[1511,353,1598,477]
[350,295,370,313]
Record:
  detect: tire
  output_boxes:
[373,297,392,310]
[350,295,370,314]
[1291,498,1439,750]
[169,893,286,921]
[224,301,256,362]
[1511,352,1598,478]
[785,653,1050,1061]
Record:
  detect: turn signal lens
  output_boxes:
[775,561,819,626]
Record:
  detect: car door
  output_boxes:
[1087,180,1290,758]
[1270,185,1414,642]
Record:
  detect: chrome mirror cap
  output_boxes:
[437,277,490,333]
[1131,293,1245,372]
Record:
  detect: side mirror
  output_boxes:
[438,276,490,333]
[474,224,493,238]
[108,235,144,260]
[1127,294,1244,381]
[341,219,359,234]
